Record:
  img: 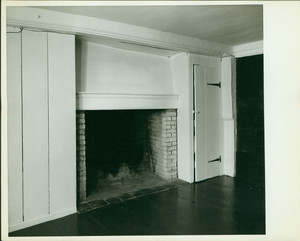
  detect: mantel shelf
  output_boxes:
[76,92,179,110]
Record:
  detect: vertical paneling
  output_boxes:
[22,30,49,221]
[7,32,23,226]
[48,33,76,213]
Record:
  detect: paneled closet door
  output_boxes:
[7,32,23,226]
[22,30,49,221]
[48,33,76,214]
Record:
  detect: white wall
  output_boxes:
[170,53,193,183]
[221,56,236,177]
[76,41,174,95]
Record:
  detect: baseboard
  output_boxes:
[9,207,77,233]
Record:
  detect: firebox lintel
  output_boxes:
[76,93,179,110]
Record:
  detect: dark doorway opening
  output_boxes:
[236,54,265,191]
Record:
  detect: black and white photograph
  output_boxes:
[1,1,300,241]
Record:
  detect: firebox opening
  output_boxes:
[77,109,181,205]
[85,110,152,195]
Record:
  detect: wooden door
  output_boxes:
[205,67,221,179]
[194,64,221,182]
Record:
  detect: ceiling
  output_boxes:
[39,5,263,46]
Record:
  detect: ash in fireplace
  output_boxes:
[106,163,137,181]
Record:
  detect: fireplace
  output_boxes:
[76,109,178,205]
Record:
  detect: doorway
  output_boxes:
[236,54,264,191]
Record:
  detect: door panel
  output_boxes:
[48,33,76,214]
[7,32,23,226]
[194,64,221,182]
[22,30,49,221]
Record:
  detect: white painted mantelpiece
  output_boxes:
[77,93,178,110]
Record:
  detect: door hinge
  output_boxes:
[208,156,221,163]
[207,82,221,88]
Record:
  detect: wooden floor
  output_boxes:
[10,176,265,236]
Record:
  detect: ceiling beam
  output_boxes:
[6,6,233,57]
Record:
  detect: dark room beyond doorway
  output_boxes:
[236,54,264,192]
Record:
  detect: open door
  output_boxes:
[194,64,222,182]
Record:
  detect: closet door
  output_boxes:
[194,62,222,182]
[48,33,76,214]
[205,66,221,179]
[22,30,49,221]
[7,32,23,226]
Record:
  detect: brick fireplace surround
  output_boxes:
[76,109,178,203]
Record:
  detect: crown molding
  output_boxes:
[233,40,263,58]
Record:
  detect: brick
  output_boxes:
[165,154,176,159]
[161,110,176,117]
[162,142,172,147]
[76,112,85,118]
[79,182,86,191]
[77,155,86,161]
[78,192,86,201]
[166,129,176,134]
[77,124,85,130]
[77,129,85,135]
[163,137,175,143]
[77,118,85,124]
[78,151,86,156]
[162,133,172,138]
[78,145,86,151]
[77,140,86,146]
[166,126,175,131]
[78,160,86,167]
[78,172,86,179]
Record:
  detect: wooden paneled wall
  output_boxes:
[7,30,76,232]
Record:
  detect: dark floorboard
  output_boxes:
[10,176,265,236]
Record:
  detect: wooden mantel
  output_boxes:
[76,92,179,110]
